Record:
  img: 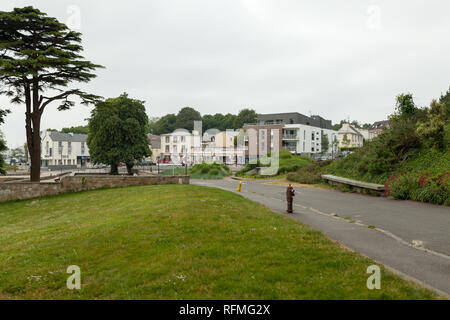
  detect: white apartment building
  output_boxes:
[283,124,339,155]
[41,131,91,169]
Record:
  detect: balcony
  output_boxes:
[283,134,298,140]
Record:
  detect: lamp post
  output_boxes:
[60,146,63,175]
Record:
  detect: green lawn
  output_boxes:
[0,185,438,299]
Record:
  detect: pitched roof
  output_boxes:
[48,131,87,142]
[338,124,364,137]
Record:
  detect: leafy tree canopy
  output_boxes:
[87,93,151,175]
[174,107,202,132]
[61,125,88,135]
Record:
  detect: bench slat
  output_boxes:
[321,174,385,191]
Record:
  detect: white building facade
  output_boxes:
[160,129,245,165]
[282,124,339,155]
[41,131,91,169]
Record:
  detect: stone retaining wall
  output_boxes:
[0,175,189,202]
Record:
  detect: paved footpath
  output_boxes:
[192,178,450,297]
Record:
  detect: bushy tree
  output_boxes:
[395,93,418,117]
[149,114,176,135]
[87,94,151,175]
[416,100,447,149]
[233,109,258,128]
[175,107,202,131]
[321,132,329,154]
[0,7,103,181]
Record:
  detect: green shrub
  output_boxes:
[385,172,449,205]
[287,160,332,184]
[209,169,220,176]
[189,162,231,179]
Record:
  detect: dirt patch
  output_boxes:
[262,179,329,189]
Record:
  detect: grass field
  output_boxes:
[0,185,438,299]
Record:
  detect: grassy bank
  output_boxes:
[238,150,313,177]
[0,185,438,299]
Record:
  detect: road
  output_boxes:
[191,178,450,297]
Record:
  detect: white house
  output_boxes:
[40,131,91,169]
[338,123,365,148]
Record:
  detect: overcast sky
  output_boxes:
[1,0,449,147]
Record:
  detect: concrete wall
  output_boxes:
[0,175,190,203]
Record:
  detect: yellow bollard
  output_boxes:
[237,181,242,192]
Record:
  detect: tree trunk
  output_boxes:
[29,114,41,182]
[126,162,134,175]
[110,163,118,175]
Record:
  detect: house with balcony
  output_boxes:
[40,131,90,170]
[282,124,338,155]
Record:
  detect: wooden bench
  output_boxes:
[321,174,385,195]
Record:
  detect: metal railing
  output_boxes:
[283,134,298,140]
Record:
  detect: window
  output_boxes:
[165,137,170,143]
[46,141,49,155]
[165,145,170,153]
[58,142,63,154]
[81,142,85,155]
[289,119,294,124]
[303,142,305,152]
[304,130,306,140]
[181,145,186,153]
[173,145,178,153]
[68,142,72,155]
[312,133,315,141]
[312,147,315,152]
[181,136,185,143]
[173,137,178,143]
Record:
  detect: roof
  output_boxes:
[338,124,364,137]
[372,120,390,129]
[47,131,87,142]
[203,129,221,136]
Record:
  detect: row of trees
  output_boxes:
[149,108,258,135]
[332,120,372,131]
